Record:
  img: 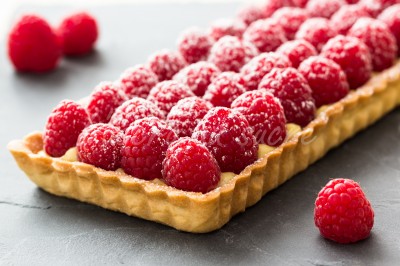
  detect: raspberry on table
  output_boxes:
[236,5,266,26]
[110,97,165,131]
[147,49,187,81]
[276,39,317,68]
[173,62,221,96]
[359,0,400,17]
[162,138,221,193]
[306,0,346,19]
[209,18,246,41]
[259,67,316,127]
[314,178,374,244]
[321,35,373,90]
[240,52,292,91]
[121,117,178,180]
[208,36,258,72]
[8,14,61,72]
[117,65,159,99]
[295,18,338,52]
[57,12,98,56]
[43,100,91,157]
[177,27,213,64]
[272,7,309,40]
[330,4,371,34]
[192,107,258,174]
[262,0,294,18]
[378,4,400,56]
[231,89,287,146]
[76,123,123,171]
[348,17,397,71]
[298,56,350,107]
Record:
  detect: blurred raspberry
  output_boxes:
[237,5,266,26]
[306,0,346,19]
[209,18,246,41]
[331,4,371,34]
[295,18,338,52]
[272,7,309,40]
[177,27,213,64]
[378,4,400,56]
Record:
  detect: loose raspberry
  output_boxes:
[259,67,316,126]
[162,138,221,193]
[359,0,400,17]
[236,5,266,26]
[117,65,159,99]
[240,52,292,91]
[173,62,221,96]
[121,117,178,180]
[276,40,317,68]
[76,123,123,171]
[243,18,287,53]
[231,89,287,146]
[298,56,350,107]
[330,4,371,34]
[8,14,61,72]
[110,97,165,131]
[306,0,346,19]
[314,178,374,244]
[58,12,98,56]
[147,49,187,81]
[321,35,373,89]
[43,100,91,157]
[87,82,128,123]
[292,0,309,7]
[177,27,213,64]
[203,72,246,108]
[192,107,258,173]
[262,0,294,17]
[348,17,397,71]
[295,18,338,52]
[378,4,400,56]
[208,36,258,72]
[272,7,309,40]
[209,18,246,41]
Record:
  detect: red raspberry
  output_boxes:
[76,123,123,171]
[272,7,309,40]
[147,49,187,81]
[262,0,294,17]
[240,52,292,91]
[295,18,338,52]
[166,97,213,137]
[348,17,397,71]
[58,12,98,56]
[243,18,287,53]
[203,72,246,108]
[162,138,220,193]
[360,0,400,17]
[43,100,91,157]
[276,39,317,68]
[208,36,259,72]
[110,97,165,131]
[117,65,159,99]
[298,56,350,107]
[236,5,266,26]
[173,62,221,96]
[231,89,287,146]
[292,0,309,7]
[259,67,316,126]
[8,14,61,72]
[306,0,346,19]
[192,107,258,173]
[314,178,374,244]
[87,82,128,123]
[209,18,246,41]
[147,80,195,115]
[330,4,371,34]
[321,35,372,89]
[378,4,400,56]
[121,117,178,180]
[177,27,213,64]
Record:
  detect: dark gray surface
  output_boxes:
[1,3,400,266]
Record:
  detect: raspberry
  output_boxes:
[8,14,61,72]
[173,62,221,96]
[57,12,98,56]
[147,49,187,81]
[378,4,400,56]
[295,18,338,52]
[147,80,195,115]
[209,18,246,41]
[262,0,294,17]
[121,117,177,180]
[348,17,397,71]
[276,40,317,68]
[177,27,213,64]
[166,97,213,137]
[292,0,309,7]
[259,67,316,126]
[162,138,220,193]
[87,82,128,123]
[43,100,91,157]
[192,107,258,173]
[321,35,372,89]
[76,123,123,171]
[360,0,400,17]
[240,52,292,91]
[236,5,266,26]
[346,0,360,3]
[298,56,350,107]
[272,7,309,40]
[110,97,165,131]
[117,65,159,99]
[203,72,246,108]
[314,178,374,244]
[306,0,346,19]
[208,36,259,72]
[330,4,371,34]
[231,89,287,146]
[243,18,287,53]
